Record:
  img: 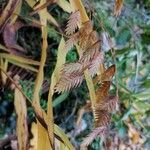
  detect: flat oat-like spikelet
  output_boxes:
[65,10,80,35]
[114,0,124,17]
[88,51,104,77]
[80,126,108,149]
[79,21,93,35]
[55,72,83,93]
[55,19,103,93]
[65,32,80,52]
[80,40,101,64]
[78,21,93,53]
[62,62,84,74]
[93,64,116,84]
[95,81,111,102]
[94,109,111,127]
[80,31,99,52]
[96,95,119,112]
[78,22,96,51]
[101,64,116,81]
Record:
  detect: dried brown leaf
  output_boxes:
[74,101,92,136]
[78,22,95,52]
[79,21,93,35]
[76,100,92,127]
[101,64,116,81]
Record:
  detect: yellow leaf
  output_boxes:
[0,0,20,30]
[30,122,37,150]
[57,0,72,13]
[0,44,9,52]
[37,121,51,150]
[30,1,54,15]
[25,0,37,8]
[55,138,69,150]
[54,124,74,150]
[84,70,97,106]
[47,12,59,27]
[50,37,66,92]
[10,0,22,24]
[1,53,40,66]
[0,57,8,84]
[26,0,60,28]
[47,37,66,147]
[14,87,28,150]
[69,0,89,23]
[32,26,47,105]
[30,122,51,150]
[8,60,39,72]
[30,123,73,150]
[31,0,55,148]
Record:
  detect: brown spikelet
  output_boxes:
[65,32,79,52]
[80,40,101,64]
[79,30,98,51]
[101,65,116,81]
[95,64,116,83]
[94,109,111,127]
[78,21,94,54]
[114,0,124,17]
[55,72,83,93]
[96,95,119,112]
[88,51,104,77]
[96,81,111,102]
[80,126,108,149]
[55,50,103,93]
[62,62,84,74]
[65,10,80,35]
[80,21,93,34]
[55,19,102,93]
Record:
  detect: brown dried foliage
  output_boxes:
[94,65,116,84]
[114,0,124,17]
[81,68,118,147]
[55,14,103,93]
[96,95,119,113]
[53,11,119,148]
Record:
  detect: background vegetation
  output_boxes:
[0,0,150,149]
